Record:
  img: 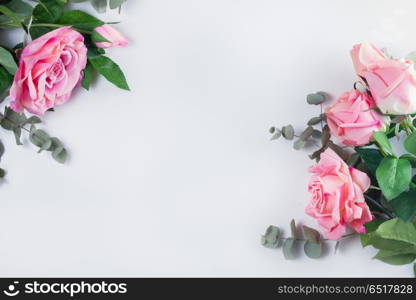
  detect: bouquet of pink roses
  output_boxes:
[262,42,416,276]
[0,0,129,176]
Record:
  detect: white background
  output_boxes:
[0,0,414,277]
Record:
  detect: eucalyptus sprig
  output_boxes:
[0,106,68,163]
[261,220,356,259]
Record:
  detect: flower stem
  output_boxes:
[364,194,394,219]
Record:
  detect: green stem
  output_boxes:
[277,232,357,242]
[2,23,92,35]
[364,195,394,219]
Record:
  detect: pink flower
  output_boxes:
[351,42,416,115]
[325,90,390,146]
[306,148,373,240]
[94,25,128,49]
[363,59,416,115]
[10,27,87,115]
[350,42,387,77]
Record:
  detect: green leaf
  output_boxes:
[372,131,394,156]
[302,226,320,243]
[307,116,323,126]
[91,0,107,13]
[290,219,296,238]
[400,154,416,168]
[391,189,416,221]
[360,218,384,247]
[304,241,322,259]
[261,225,280,249]
[52,146,67,164]
[0,106,26,130]
[0,46,17,74]
[0,65,13,95]
[374,250,416,265]
[281,125,294,140]
[270,129,281,140]
[369,234,415,251]
[283,238,296,259]
[293,139,305,150]
[404,132,416,155]
[57,10,104,31]
[29,27,52,40]
[32,0,66,23]
[376,218,416,246]
[306,93,326,105]
[109,0,126,9]
[376,157,411,200]
[0,168,5,178]
[89,55,130,90]
[299,126,314,141]
[82,62,94,90]
[91,29,110,43]
[5,0,33,18]
[29,128,50,148]
[0,4,22,27]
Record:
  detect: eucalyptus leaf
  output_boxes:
[261,225,280,249]
[304,241,322,259]
[270,129,281,140]
[307,116,322,126]
[283,238,296,259]
[281,125,294,140]
[293,139,306,150]
[299,126,314,141]
[306,93,325,105]
[302,226,320,243]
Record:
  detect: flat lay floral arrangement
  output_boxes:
[0,0,129,175]
[262,42,416,276]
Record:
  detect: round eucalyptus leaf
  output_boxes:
[270,129,282,140]
[304,241,322,259]
[293,139,306,150]
[282,125,294,140]
[283,238,296,259]
[306,93,325,105]
[261,225,280,248]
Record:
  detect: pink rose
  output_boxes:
[325,90,389,146]
[10,27,87,115]
[363,59,416,115]
[306,148,373,240]
[94,25,129,49]
[350,42,387,77]
[351,42,416,115]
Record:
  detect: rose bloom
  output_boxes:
[325,90,389,146]
[10,27,87,115]
[351,42,416,115]
[350,42,387,77]
[306,148,373,240]
[95,25,129,49]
